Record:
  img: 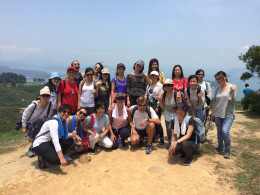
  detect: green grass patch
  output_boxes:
[198,142,215,155]
[235,101,243,111]
[236,121,260,132]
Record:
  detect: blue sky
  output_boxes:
[0,0,260,79]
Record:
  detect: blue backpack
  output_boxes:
[184,116,206,144]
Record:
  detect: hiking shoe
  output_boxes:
[184,157,194,166]
[28,149,36,157]
[146,144,152,154]
[63,154,72,162]
[95,143,101,148]
[159,138,164,145]
[139,139,144,147]
[166,142,171,150]
[213,147,223,154]
[88,147,96,154]
[38,156,47,169]
[224,152,231,159]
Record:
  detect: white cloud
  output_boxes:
[240,45,249,51]
[0,45,39,52]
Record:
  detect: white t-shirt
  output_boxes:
[80,81,95,107]
[129,105,158,130]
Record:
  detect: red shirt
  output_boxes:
[57,79,78,113]
[172,78,189,93]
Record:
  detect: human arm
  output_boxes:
[57,150,67,166]
[157,93,165,110]
[160,72,165,83]
[110,81,115,106]
[77,81,83,109]
[126,74,131,107]
[229,84,237,103]
[21,102,36,134]
[107,108,116,142]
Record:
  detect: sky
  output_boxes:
[0,0,260,80]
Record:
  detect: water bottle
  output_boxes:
[24,133,28,139]
[118,135,123,149]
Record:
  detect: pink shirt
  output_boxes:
[112,107,128,130]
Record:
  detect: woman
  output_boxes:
[22,87,54,157]
[145,58,165,85]
[171,65,188,94]
[168,103,200,166]
[185,75,206,123]
[126,59,146,107]
[145,71,164,144]
[196,69,212,122]
[96,68,111,114]
[157,79,181,149]
[78,67,97,115]
[32,104,75,169]
[211,71,237,159]
[111,63,127,106]
[67,108,87,153]
[83,101,113,154]
[57,67,78,115]
[45,72,61,115]
[71,60,84,87]
[93,62,103,82]
[108,93,132,149]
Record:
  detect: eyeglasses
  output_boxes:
[97,107,105,111]
[79,111,87,117]
[138,104,146,107]
[164,84,173,87]
[215,77,224,82]
[41,94,51,98]
[62,110,71,115]
[53,78,61,81]
[95,66,101,70]
[116,97,125,101]
[85,74,93,77]
[197,74,204,76]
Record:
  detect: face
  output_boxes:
[174,67,182,77]
[176,107,185,119]
[215,75,226,85]
[117,67,125,76]
[51,77,61,86]
[163,84,173,92]
[94,64,101,73]
[116,96,125,104]
[135,64,142,72]
[196,71,204,81]
[151,62,158,71]
[189,78,198,89]
[96,105,105,115]
[138,102,147,112]
[85,70,94,81]
[150,74,158,82]
[102,73,109,80]
[67,70,75,79]
[40,94,51,103]
[59,109,71,121]
[77,109,87,119]
[72,61,80,71]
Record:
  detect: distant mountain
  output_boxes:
[0,66,49,78]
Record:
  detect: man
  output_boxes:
[243,83,253,111]
[129,96,160,154]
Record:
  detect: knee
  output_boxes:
[147,123,155,130]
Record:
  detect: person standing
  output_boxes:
[242,83,253,111]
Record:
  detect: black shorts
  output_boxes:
[136,128,147,138]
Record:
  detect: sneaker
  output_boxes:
[146,144,152,154]
[88,147,96,154]
[224,152,231,159]
[184,157,194,166]
[159,138,164,145]
[95,143,101,148]
[28,149,36,157]
[38,156,47,169]
[63,154,72,162]
[166,142,171,150]
[213,147,223,154]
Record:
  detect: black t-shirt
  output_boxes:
[171,117,196,141]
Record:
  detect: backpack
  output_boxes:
[186,85,202,105]
[162,90,177,103]
[27,118,59,142]
[81,114,95,152]
[131,105,151,119]
[184,116,206,144]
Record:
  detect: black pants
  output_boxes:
[33,138,74,165]
[155,107,164,139]
[175,141,200,158]
[108,126,130,149]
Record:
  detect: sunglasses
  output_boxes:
[73,63,80,65]
[41,94,51,98]
[79,111,87,117]
[116,97,125,101]
[95,66,101,70]
[62,110,71,115]
[138,104,146,107]
[97,107,105,110]
[164,84,173,87]
[85,74,93,77]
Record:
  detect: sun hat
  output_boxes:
[163,79,174,85]
[49,72,61,79]
[135,59,145,67]
[150,71,159,76]
[101,68,110,74]
[40,86,51,95]
[115,93,125,99]
[67,67,76,72]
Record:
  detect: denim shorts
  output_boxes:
[136,129,147,138]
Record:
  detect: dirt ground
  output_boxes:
[0,113,254,195]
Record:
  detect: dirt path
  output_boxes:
[0,113,253,195]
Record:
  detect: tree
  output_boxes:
[239,45,260,81]
[0,72,26,84]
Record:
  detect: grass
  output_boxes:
[232,119,260,195]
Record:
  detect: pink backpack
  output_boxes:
[81,114,95,152]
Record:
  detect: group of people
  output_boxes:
[21,59,237,168]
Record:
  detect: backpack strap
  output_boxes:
[131,105,139,119]
[187,86,191,99]
[89,114,95,132]
[197,85,201,105]
[46,101,52,117]
[26,102,37,124]
[182,78,185,93]
[63,79,66,89]
[146,106,152,119]
[163,90,177,103]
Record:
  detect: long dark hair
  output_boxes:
[95,63,103,75]
[99,72,111,92]
[215,71,228,82]
[148,58,160,75]
[172,64,184,79]
[45,79,56,93]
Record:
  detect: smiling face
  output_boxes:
[176,107,185,119]
[67,70,75,80]
[150,74,158,82]
[96,105,105,116]
[77,108,87,120]
[59,109,71,121]
[163,84,173,92]
[215,75,226,86]
[117,67,125,76]
[51,77,61,86]
[40,94,51,103]
[174,67,182,78]
[196,71,204,82]
[134,64,143,73]
[151,62,158,71]
[72,61,80,72]
[85,70,94,81]
[94,64,101,73]
[189,78,198,90]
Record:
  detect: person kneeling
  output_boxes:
[32,104,75,169]
[130,96,160,154]
[169,103,200,166]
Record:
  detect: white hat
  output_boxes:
[150,71,159,76]
[40,86,51,95]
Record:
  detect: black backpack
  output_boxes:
[131,105,152,119]
[186,85,202,105]
[27,118,59,141]
[162,90,177,103]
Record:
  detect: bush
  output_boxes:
[241,92,260,114]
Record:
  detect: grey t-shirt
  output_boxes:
[83,114,109,133]
[213,85,237,118]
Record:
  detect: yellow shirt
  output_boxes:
[145,71,165,85]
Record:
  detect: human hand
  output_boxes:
[198,90,203,98]
[60,157,67,166]
[127,101,130,108]
[131,129,137,135]
[230,85,235,93]
[75,135,82,142]
[139,118,148,126]
[110,134,116,143]
[22,127,26,135]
